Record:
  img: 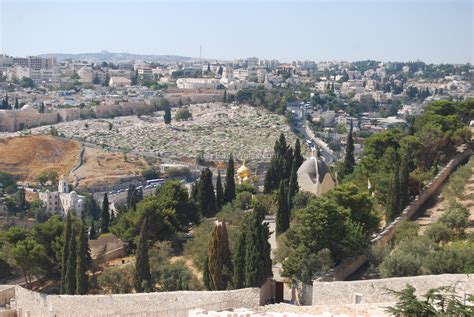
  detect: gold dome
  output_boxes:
[237,161,251,179]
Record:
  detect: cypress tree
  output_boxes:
[89,221,97,240]
[207,222,232,290]
[263,165,275,194]
[17,187,26,212]
[386,162,401,222]
[65,227,77,295]
[101,193,110,234]
[126,184,136,209]
[223,90,227,103]
[216,170,224,211]
[14,97,19,110]
[243,202,272,287]
[199,168,216,217]
[342,119,355,177]
[61,212,72,294]
[275,133,287,157]
[288,159,299,210]
[233,227,246,289]
[293,139,304,169]
[264,134,292,194]
[223,155,236,203]
[164,107,172,124]
[276,180,289,235]
[203,256,211,290]
[134,217,151,293]
[399,159,410,211]
[76,222,88,295]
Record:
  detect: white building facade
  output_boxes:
[39,176,84,217]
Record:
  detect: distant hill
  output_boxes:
[38,51,201,64]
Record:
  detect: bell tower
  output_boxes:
[58,175,69,193]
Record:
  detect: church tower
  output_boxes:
[58,175,69,193]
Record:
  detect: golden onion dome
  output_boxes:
[237,162,251,178]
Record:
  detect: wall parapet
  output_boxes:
[312,274,474,306]
[13,286,260,317]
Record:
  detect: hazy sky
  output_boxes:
[1,0,473,63]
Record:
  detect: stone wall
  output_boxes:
[58,108,81,122]
[0,286,15,307]
[329,148,472,281]
[312,274,474,306]
[14,286,260,317]
[0,107,81,132]
[0,110,58,132]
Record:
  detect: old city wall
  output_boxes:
[0,108,81,132]
[14,286,260,317]
[0,110,57,132]
[329,148,472,281]
[312,274,474,306]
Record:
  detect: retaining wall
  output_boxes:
[329,148,472,281]
[14,286,260,317]
[312,274,474,306]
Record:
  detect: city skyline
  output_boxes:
[1,0,473,64]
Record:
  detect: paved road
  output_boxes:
[287,105,337,164]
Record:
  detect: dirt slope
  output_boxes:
[0,135,80,182]
[74,147,147,189]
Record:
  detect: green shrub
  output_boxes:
[425,222,452,243]
[394,220,420,245]
[439,202,470,236]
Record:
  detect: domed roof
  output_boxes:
[237,162,251,177]
[297,149,335,196]
[297,156,332,184]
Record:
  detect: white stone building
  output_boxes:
[176,78,220,90]
[39,176,84,218]
[109,76,132,88]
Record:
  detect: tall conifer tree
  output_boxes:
[60,212,72,294]
[223,155,236,203]
[386,161,401,222]
[199,168,216,217]
[293,139,304,169]
[101,193,110,233]
[288,159,299,210]
[65,226,77,294]
[203,256,211,290]
[233,227,247,289]
[216,170,224,211]
[244,202,272,287]
[207,222,232,290]
[276,181,290,235]
[134,217,151,292]
[76,222,89,295]
[342,119,355,177]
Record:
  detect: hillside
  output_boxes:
[0,135,80,182]
[74,147,147,190]
[38,50,200,64]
